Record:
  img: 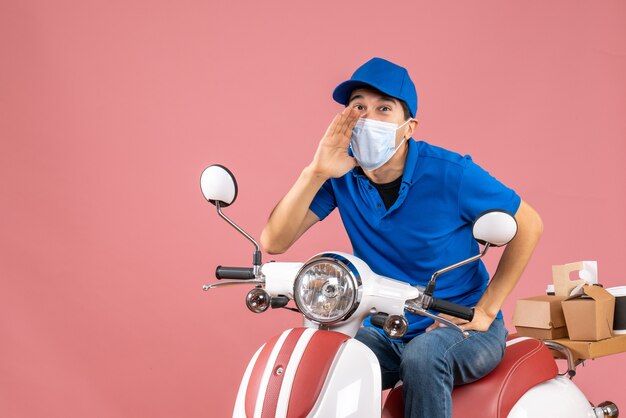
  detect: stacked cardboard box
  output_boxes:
[561,285,615,341]
[512,261,626,360]
[513,295,568,339]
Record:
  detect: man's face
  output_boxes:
[348,87,414,148]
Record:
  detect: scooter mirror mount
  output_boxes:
[200,165,263,285]
[422,210,518,300]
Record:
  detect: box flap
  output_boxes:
[583,285,614,302]
[565,284,614,301]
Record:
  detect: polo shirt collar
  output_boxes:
[401,138,418,185]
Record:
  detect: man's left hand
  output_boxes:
[425,306,495,333]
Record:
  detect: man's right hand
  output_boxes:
[308,106,360,179]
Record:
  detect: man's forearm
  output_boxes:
[476,200,544,319]
[260,165,327,254]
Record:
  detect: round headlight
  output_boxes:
[293,254,361,324]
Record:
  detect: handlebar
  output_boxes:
[429,298,474,322]
[215,266,255,280]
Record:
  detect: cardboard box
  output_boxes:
[549,334,626,360]
[513,295,568,339]
[561,285,615,341]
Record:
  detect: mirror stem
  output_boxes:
[216,202,262,274]
[423,243,491,297]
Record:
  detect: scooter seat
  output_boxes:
[382,336,558,418]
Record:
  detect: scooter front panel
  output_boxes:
[274,328,318,417]
[244,328,294,417]
[259,328,309,417]
[307,338,382,418]
[233,345,263,418]
[233,328,308,418]
[285,330,352,417]
[233,328,357,418]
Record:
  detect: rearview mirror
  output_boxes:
[200,165,238,207]
[472,210,518,247]
[200,164,262,273]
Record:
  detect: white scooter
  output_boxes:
[200,164,619,418]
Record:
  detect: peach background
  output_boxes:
[1,1,625,417]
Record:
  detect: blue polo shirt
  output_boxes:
[309,139,521,341]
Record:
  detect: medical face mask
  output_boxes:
[349,118,412,171]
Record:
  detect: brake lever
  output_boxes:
[405,300,470,338]
[202,278,265,290]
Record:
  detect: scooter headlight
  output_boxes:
[293,253,362,324]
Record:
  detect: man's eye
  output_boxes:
[353,104,365,111]
[380,106,391,111]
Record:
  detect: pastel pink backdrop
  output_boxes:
[1,1,625,417]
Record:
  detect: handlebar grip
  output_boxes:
[430,298,475,322]
[370,313,389,329]
[215,266,255,280]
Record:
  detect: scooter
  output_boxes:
[200,164,619,418]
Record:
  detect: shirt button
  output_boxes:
[368,185,373,190]
[377,203,382,208]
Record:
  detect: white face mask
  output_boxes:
[350,118,412,171]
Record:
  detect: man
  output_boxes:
[260,57,543,418]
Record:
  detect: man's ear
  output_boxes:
[406,118,419,139]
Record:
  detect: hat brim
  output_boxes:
[332,79,414,117]
[332,79,391,106]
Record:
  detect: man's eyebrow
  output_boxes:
[378,95,398,104]
[348,94,398,104]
